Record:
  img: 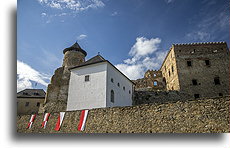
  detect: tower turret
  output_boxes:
[62,41,87,67]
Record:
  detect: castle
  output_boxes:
[40,41,229,113]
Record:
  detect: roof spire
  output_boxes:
[63,41,87,56]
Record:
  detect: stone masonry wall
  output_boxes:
[18,96,229,133]
[132,90,193,105]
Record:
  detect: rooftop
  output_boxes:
[17,89,46,99]
[63,41,87,56]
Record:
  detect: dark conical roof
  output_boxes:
[63,41,87,56]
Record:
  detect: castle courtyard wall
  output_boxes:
[17,96,229,133]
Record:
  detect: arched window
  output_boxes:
[154,81,158,86]
[111,90,114,103]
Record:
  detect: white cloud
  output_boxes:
[38,0,105,11]
[165,0,175,4]
[17,60,50,92]
[41,12,47,17]
[115,37,167,80]
[186,31,211,41]
[77,34,87,40]
[111,11,118,16]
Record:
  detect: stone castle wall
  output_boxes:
[132,90,193,105]
[18,96,229,133]
[173,42,229,98]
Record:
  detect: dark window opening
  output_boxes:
[187,61,192,67]
[205,60,210,66]
[111,90,114,103]
[163,77,166,84]
[123,86,125,91]
[172,66,174,73]
[117,83,120,87]
[194,94,200,99]
[192,79,198,85]
[25,102,29,107]
[129,90,131,94]
[214,77,220,85]
[219,93,223,96]
[23,92,28,95]
[111,78,114,83]
[172,87,174,90]
[168,71,170,77]
[37,102,40,107]
[85,75,90,82]
[34,92,39,96]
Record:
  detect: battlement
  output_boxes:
[173,41,227,46]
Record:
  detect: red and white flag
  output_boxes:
[27,114,36,129]
[54,112,65,131]
[41,113,50,129]
[77,110,89,131]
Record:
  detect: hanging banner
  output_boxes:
[27,114,36,129]
[77,110,89,131]
[41,113,50,129]
[54,112,66,131]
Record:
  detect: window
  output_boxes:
[23,92,28,95]
[192,79,198,85]
[219,93,223,96]
[172,66,174,73]
[111,90,114,103]
[25,102,29,107]
[153,73,156,77]
[154,81,158,86]
[111,78,114,83]
[117,83,120,87]
[194,94,200,99]
[168,70,170,77]
[123,86,125,91]
[187,61,192,67]
[34,92,39,96]
[129,90,131,94]
[37,102,40,107]
[214,77,220,85]
[85,75,89,82]
[164,66,166,71]
[172,87,174,90]
[205,60,210,66]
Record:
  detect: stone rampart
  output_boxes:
[17,96,229,133]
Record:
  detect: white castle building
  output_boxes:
[67,54,134,111]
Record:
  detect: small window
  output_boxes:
[85,75,90,82]
[192,79,198,85]
[219,93,223,96]
[37,102,40,107]
[23,92,28,95]
[111,78,114,83]
[172,87,174,90]
[154,81,158,86]
[214,77,220,85]
[123,86,125,91]
[34,92,39,96]
[172,66,174,72]
[153,74,156,77]
[187,61,192,67]
[179,50,181,52]
[168,70,170,77]
[111,90,114,103]
[194,94,200,99]
[117,83,120,87]
[164,66,166,71]
[129,90,131,94]
[205,60,210,66]
[25,102,29,107]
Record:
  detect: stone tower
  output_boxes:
[40,41,87,113]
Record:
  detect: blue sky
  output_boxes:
[17,0,229,92]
